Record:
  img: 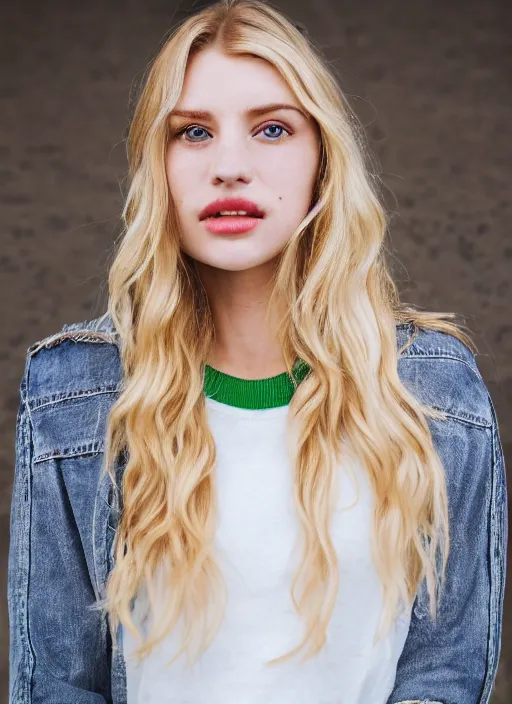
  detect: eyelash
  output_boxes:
[173,122,292,143]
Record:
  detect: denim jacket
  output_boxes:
[8,313,508,704]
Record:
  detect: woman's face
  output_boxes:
[165,47,320,272]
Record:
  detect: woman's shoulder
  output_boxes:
[22,311,122,409]
[398,324,493,430]
[398,323,477,367]
[27,311,119,356]
[22,315,492,428]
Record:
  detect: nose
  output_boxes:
[210,136,253,186]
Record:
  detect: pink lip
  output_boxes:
[199,197,265,221]
[202,215,261,235]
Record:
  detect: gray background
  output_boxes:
[1,0,511,701]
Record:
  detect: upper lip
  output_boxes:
[199,197,265,221]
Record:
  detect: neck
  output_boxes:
[197,259,287,379]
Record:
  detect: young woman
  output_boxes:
[8,1,507,703]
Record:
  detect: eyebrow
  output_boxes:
[169,103,307,120]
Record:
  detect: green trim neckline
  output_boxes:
[204,357,311,410]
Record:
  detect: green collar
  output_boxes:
[204,358,310,410]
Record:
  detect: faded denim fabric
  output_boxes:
[8,313,508,704]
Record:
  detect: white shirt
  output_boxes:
[123,396,412,703]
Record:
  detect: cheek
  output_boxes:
[262,142,318,191]
[165,148,182,189]
[165,150,194,217]
[264,162,317,216]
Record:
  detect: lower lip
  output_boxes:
[202,216,263,235]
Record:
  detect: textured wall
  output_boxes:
[1,0,510,700]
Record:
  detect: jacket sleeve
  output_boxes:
[387,383,508,704]
[8,353,112,703]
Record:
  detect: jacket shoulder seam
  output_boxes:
[27,328,118,357]
[401,351,483,384]
[399,326,479,370]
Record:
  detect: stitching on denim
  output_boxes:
[432,407,492,429]
[392,700,444,703]
[400,354,491,428]
[478,392,508,702]
[400,351,482,381]
[33,442,104,463]
[33,447,104,464]
[18,353,37,696]
[30,386,120,411]
[28,329,118,357]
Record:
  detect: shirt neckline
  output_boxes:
[203,357,310,410]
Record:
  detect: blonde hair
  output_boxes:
[98,0,476,670]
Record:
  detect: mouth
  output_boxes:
[202,210,264,220]
[199,198,266,221]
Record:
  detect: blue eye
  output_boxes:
[262,124,289,139]
[181,126,209,142]
[174,122,291,143]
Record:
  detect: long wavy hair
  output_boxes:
[98,0,476,670]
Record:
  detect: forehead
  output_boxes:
[175,47,299,110]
